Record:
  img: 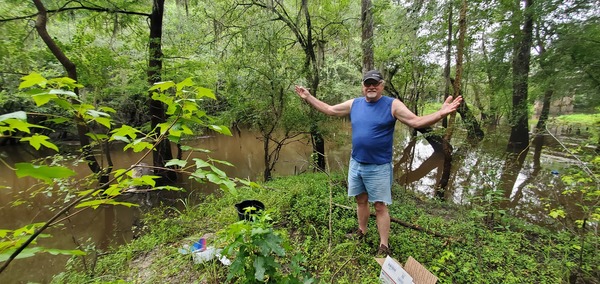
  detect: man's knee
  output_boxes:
[374,202,387,213]
[355,193,369,205]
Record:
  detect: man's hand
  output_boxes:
[295,85,310,99]
[441,96,463,115]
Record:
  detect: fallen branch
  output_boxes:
[334,203,452,240]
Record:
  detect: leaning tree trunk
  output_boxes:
[148,0,176,183]
[457,101,485,140]
[452,82,484,141]
[32,0,110,183]
[437,0,467,199]
[535,89,553,132]
[534,21,554,135]
[507,0,534,156]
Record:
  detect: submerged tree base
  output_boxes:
[53,173,599,283]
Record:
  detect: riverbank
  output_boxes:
[52,172,598,283]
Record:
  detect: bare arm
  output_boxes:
[295,85,353,117]
[392,96,463,128]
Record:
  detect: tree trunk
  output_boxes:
[361,0,374,73]
[438,0,467,198]
[263,136,272,181]
[507,0,534,155]
[301,0,326,172]
[535,89,553,131]
[442,3,453,128]
[534,21,554,134]
[481,31,499,126]
[471,80,488,121]
[32,0,109,183]
[456,93,485,141]
[148,0,176,183]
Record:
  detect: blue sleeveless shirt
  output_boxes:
[350,96,396,164]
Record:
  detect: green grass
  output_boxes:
[52,172,599,283]
[556,112,600,126]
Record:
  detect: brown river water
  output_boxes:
[0,124,594,283]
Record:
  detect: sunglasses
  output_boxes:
[363,80,382,87]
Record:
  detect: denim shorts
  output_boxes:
[347,158,393,205]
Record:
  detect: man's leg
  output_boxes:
[356,193,369,233]
[374,201,390,247]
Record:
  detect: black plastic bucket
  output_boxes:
[234,200,264,221]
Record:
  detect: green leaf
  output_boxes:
[208,125,232,136]
[86,133,109,141]
[0,111,27,122]
[193,158,211,168]
[209,158,234,167]
[237,179,262,189]
[44,248,86,256]
[220,180,238,195]
[15,163,75,182]
[113,168,128,182]
[110,125,140,140]
[111,135,131,143]
[20,134,59,151]
[98,106,117,113]
[86,110,110,118]
[31,92,58,106]
[165,159,187,168]
[154,185,184,191]
[191,169,208,180]
[149,81,176,91]
[52,77,82,88]
[197,87,216,100]
[140,175,158,187]
[549,209,565,219]
[0,247,43,262]
[151,92,175,106]
[45,117,70,124]
[49,89,77,98]
[254,256,266,281]
[103,184,122,196]
[180,145,210,153]
[75,200,101,209]
[19,72,47,89]
[78,189,101,196]
[75,199,139,209]
[93,117,112,128]
[5,119,35,133]
[176,77,194,91]
[206,173,223,184]
[209,165,227,178]
[131,140,153,152]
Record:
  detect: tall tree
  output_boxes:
[147,0,176,183]
[507,0,534,155]
[361,0,374,73]
[31,0,110,183]
[438,0,467,198]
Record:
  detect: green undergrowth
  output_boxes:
[53,172,598,283]
[556,112,600,126]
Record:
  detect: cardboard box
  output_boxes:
[375,256,438,284]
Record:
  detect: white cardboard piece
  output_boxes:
[375,256,438,284]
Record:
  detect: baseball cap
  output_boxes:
[362,70,383,82]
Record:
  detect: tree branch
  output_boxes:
[0,5,150,23]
